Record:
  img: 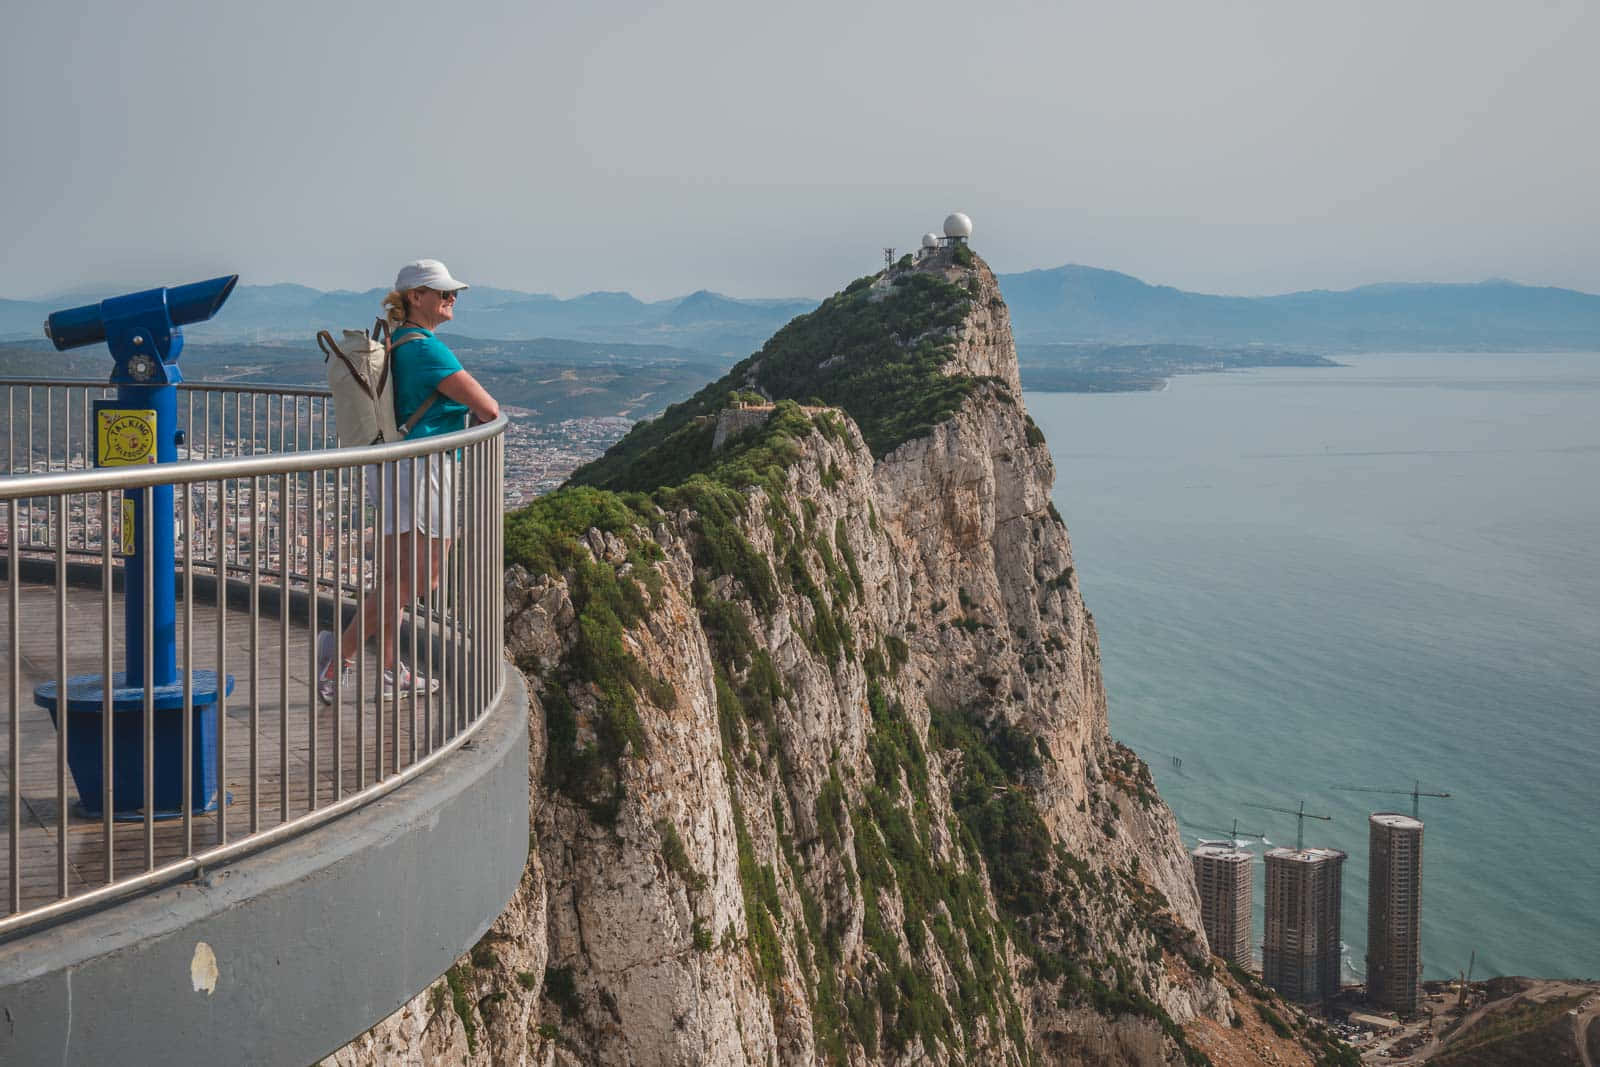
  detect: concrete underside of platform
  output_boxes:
[0,665,529,1065]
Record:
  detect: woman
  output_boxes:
[316,258,500,703]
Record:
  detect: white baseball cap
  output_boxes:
[395,259,469,293]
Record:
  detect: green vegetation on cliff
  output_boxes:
[502,261,996,834]
[505,254,1230,1064]
[570,267,977,493]
[928,701,1217,1066]
[506,399,851,830]
[851,677,1031,1060]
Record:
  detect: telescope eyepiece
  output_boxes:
[167,275,238,328]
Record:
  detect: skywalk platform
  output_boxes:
[0,579,529,1064]
[1,583,447,910]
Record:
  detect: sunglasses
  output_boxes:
[431,288,459,301]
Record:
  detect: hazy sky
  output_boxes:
[4,0,1596,301]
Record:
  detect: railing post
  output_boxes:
[287,470,297,815]
[497,431,505,693]
[8,500,20,914]
[55,493,69,898]
[356,463,367,793]
[183,484,194,856]
[142,488,155,871]
[249,473,261,835]
[216,477,228,846]
[102,491,115,880]
[332,466,344,801]
[309,461,322,808]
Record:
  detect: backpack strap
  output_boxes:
[316,329,378,399]
[377,319,401,396]
[387,324,426,356]
[387,324,441,437]
[401,393,439,435]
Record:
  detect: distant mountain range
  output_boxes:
[999,265,1600,349]
[4,264,1597,353]
[0,284,818,360]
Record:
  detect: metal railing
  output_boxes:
[0,379,506,937]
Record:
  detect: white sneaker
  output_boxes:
[383,663,440,698]
[316,631,357,706]
[318,664,357,706]
[319,653,438,704]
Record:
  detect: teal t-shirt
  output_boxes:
[392,326,470,440]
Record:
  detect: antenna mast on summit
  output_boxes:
[883,247,895,271]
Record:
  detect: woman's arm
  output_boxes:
[435,369,500,422]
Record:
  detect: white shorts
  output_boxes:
[363,455,455,538]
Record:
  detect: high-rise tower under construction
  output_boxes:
[1263,846,1346,1004]
[1366,813,1424,1014]
[1192,841,1254,969]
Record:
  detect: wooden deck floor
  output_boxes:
[1,582,462,916]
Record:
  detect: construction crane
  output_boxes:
[1183,818,1267,848]
[1335,778,1451,820]
[1244,800,1332,851]
[1457,949,1476,1011]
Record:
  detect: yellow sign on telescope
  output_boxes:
[96,408,157,467]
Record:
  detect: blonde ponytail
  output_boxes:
[381,289,410,328]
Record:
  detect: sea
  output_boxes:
[1025,351,1600,984]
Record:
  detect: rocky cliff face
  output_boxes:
[329,248,1337,1066]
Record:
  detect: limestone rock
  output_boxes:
[328,249,1323,1067]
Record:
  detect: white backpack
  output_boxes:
[317,320,436,446]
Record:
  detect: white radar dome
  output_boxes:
[921,232,940,249]
[943,213,973,239]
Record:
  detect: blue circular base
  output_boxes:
[31,673,233,819]
[33,670,233,713]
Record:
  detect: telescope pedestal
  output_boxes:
[33,671,234,819]
[34,276,242,821]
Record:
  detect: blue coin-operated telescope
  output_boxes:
[33,276,238,818]
[43,276,238,383]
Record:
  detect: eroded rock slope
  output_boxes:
[330,248,1339,1067]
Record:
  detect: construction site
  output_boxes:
[1337,975,1600,1064]
[1189,784,1600,1062]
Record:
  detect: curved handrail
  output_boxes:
[0,378,507,938]
[0,377,334,398]
[0,413,507,498]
